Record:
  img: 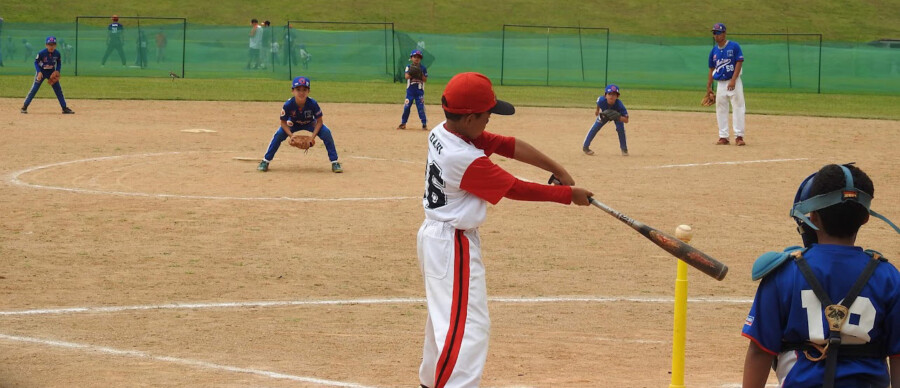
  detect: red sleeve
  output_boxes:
[504,179,572,204]
[472,131,515,158]
[460,156,518,205]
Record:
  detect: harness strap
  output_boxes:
[792,251,884,388]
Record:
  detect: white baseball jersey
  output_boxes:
[422,122,517,230]
[418,122,517,388]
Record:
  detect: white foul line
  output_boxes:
[647,158,808,169]
[0,333,375,388]
[5,151,418,202]
[0,296,753,316]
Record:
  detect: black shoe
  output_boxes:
[20,106,28,114]
[62,107,75,114]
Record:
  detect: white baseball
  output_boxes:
[675,225,693,242]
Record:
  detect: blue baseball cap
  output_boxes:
[292,76,311,89]
[605,84,620,95]
[410,49,423,58]
[712,23,726,33]
[45,36,57,44]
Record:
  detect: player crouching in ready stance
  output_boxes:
[417,72,592,388]
[258,76,342,173]
[742,163,900,388]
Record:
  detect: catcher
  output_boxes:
[20,36,74,114]
[582,84,629,156]
[257,76,343,173]
[396,49,428,130]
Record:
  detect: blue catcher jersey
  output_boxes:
[708,40,743,81]
[34,48,61,72]
[280,97,323,131]
[596,98,628,117]
[742,244,900,387]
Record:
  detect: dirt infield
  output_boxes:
[1,97,898,387]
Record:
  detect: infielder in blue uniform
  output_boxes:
[742,164,900,388]
[397,49,428,130]
[21,36,74,114]
[258,76,342,173]
[101,15,126,66]
[707,23,746,146]
[583,84,629,156]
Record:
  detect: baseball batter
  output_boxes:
[417,72,592,388]
[21,36,73,114]
[257,76,342,173]
[398,49,428,130]
[706,23,746,146]
[742,164,900,387]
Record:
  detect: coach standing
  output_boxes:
[101,15,126,66]
[707,23,746,146]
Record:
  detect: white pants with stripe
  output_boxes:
[716,76,746,139]
[417,219,490,388]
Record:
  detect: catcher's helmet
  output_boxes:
[292,76,311,89]
[791,163,899,247]
[410,49,423,58]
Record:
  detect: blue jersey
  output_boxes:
[405,63,428,90]
[280,96,323,131]
[742,244,900,387]
[708,40,743,81]
[108,22,124,43]
[34,48,61,73]
[596,97,628,117]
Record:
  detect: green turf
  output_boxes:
[3,75,898,120]
[3,0,898,41]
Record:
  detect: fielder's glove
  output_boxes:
[599,109,621,122]
[289,135,315,150]
[701,90,716,106]
[48,72,60,85]
[407,64,424,80]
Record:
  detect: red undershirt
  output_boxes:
[453,128,572,206]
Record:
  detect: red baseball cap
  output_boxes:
[442,72,515,115]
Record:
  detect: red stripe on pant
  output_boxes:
[434,229,470,388]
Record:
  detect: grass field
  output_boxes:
[3,0,899,41]
[3,75,900,120]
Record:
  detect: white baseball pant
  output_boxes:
[716,76,746,139]
[417,219,490,388]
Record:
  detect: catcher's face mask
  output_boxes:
[791,164,900,247]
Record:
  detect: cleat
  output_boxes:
[621,149,629,156]
[583,147,595,156]
[397,123,406,130]
[257,160,269,172]
[62,107,75,114]
[331,161,343,173]
[422,124,428,130]
[20,106,28,114]
[735,136,746,146]
[716,137,730,145]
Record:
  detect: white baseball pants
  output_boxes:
[417,219,490,388]
[716,77,746,138]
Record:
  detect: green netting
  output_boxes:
[501,26,610,87]
[1,21,897,95]
[74,17,187,78]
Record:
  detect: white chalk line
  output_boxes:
[0,333,375,388]
[6,151,418,202]
[0,296,753,387]
[647,157,808,169]
[0,296,753,316]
